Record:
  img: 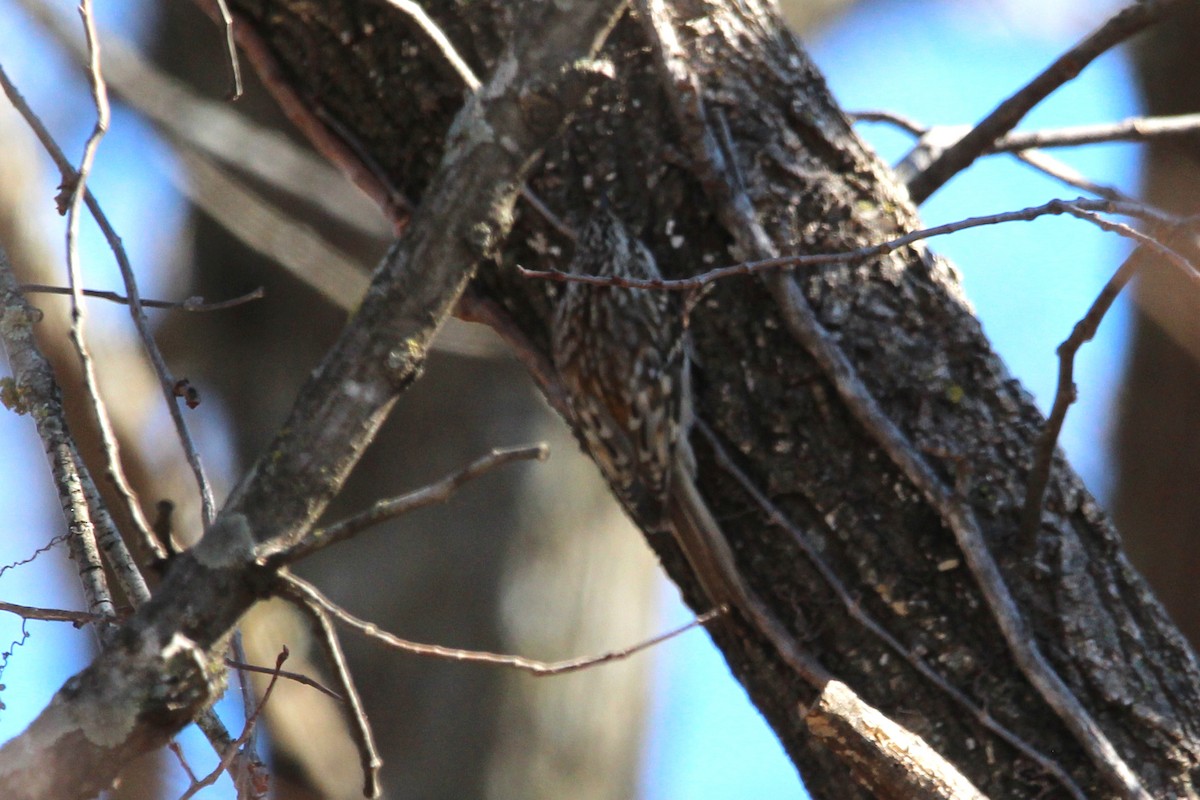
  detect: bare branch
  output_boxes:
[0,246,116,635]
[176,650,290,800]
[1017,212,1195,549]
[383,0,574,240]
[279,577,380,798]
[15,0,386,238]
[804,681,988,800]
[907,0,1184,203]
[847,108,926,135]
[995,112,1200,152]
[56,0,129,635]
[4,55,247,755]
[1012,149,1131,202]
[223,657,343,701]
[229,633,260,768]
[854,109,1143,201]
[385,0,480,90]
[0,62,217,533]
[212,0,242,100]
[284,571,724,677]
[19,283,265,312]
[2,245,242,762]
[269,444,549,563]
[300,542,982,800]
[519,197,1194,291]
[166,741,199,786]
[0,601,110,628]
[1017,254,1139,551]
[861,108,1200,156]
[1063,204,1197,276]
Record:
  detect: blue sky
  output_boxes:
[0,0,1144,797]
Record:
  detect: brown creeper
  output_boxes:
[552,208,737,620]
[551,206,691,526]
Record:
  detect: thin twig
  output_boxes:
[907,0,1183,203]
[19,283,265,312]
[1017,210,1194,548]
[846,109,926,136]
[696,420,1087,800]
[385,0,479,90]
[60,0,131,636]
[1017,251,1140,551]
[1061,205,1197,277]
[31,4,159,617]
[177,649,289,800]
[0,600,110,627]
[283,572,725,677]
[2,44,243,772]
[270,444,549,563]
[858,109,1200,154]
[230,634,260,758]
[213,0,243,100]
[16,0,389,237]
[0,62,218,529]
[1013,149,1131,202]
[190,712,240,789]
[224,657,343,701]
[166,741,199,785]
[519,197,1193,290]
[280,576,381,798]
[994,112,1200,152]
[852,109,1144,202]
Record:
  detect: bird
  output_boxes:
[550,204,690,529]
[549,203,744,625]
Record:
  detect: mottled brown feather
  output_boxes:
[550,208,688,525]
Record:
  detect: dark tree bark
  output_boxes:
[207,1,1200,796]
[2,1,1199,799]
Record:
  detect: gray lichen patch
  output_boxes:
[193,513,256,569]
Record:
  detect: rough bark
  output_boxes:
[207,1,1200,797]
[3,1,1199,799]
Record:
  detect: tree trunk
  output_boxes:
[3,1,1199,798]
[215,0,1200,796]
